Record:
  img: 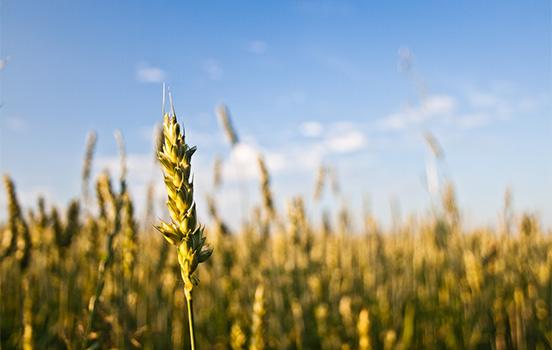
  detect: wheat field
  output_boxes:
[1,112,551,350]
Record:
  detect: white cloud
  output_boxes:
[467,91,500,108]
[290,143,327,171]
[233,143,259,167]
[378,94,457,130]
[378,111,412,130]
[264,152,286,173]
[458,112,491,129]
[328,130,365,153]
[465,85,519,121]
[248,40,268,54]
[423,95,457,116]
[278,121,368,173]
[203,59,224,81]
[136,62,167,83]
[377,84,549,142]
[209,142,286,184]
[215,144,261,182]
[5,116,29,132]
[300,121,323,137]
[326,122,366,153]
[95,153,158,187]
[273,121,368,175]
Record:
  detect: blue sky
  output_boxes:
[1,1,550,230]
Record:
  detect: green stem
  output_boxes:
[186,295,196,350]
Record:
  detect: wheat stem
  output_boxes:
[155,88,212,349]
[187,295,197,350]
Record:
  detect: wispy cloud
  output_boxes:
[248,40,268,54]
[326,122,367,153]
[490,80,516,94]
[378,95,457,130]
[203,59,224,81]
[300,121,324,137]
[464,85,522,122]
[276,89,307,108]
[231,143,260,177]
[376,83,541,132]
[135,62,166,83]
[310,50,360,80]
[211,142,286,183]
[241,145,283,175]
[95,152,158,187]
[5,116,29,133]
[285,142,327,173]
[457,112,492,129]
[423,95,457,116]
[467,90,500,108]
[281,120,369,173]
[328,130,365,153]
[517,92,550,113]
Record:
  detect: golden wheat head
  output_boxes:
[154,91,212,299]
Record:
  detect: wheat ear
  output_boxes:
[154,88,212,349]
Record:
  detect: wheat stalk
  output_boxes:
[1,174,22,262]
[82,171,123,350]
[230,321,247,350]
[2,174,33,349]
[81,130,97,206]
[216,104,239,147]
[357,308,371,350]
[258,155,275,235]
[250,284,266,350]
[313,163,326,201]
[154,88,212,349]
[423,131,443,160]
[213,155,223,189]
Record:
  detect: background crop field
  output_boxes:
[1,130,551,349]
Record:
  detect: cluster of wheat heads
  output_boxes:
[0,99,551,350]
